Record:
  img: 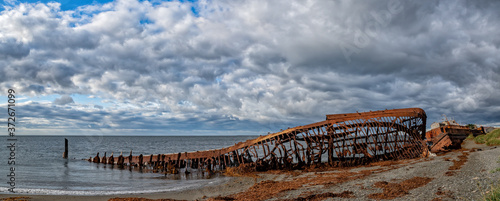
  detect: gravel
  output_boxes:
[257,140,500,201]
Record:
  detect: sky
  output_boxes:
[0,0,499,136]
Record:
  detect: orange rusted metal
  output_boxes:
[89,108,428,172]
[426,120,485,152]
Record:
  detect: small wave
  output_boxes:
[0,186,187,195]
[0,177,231,195]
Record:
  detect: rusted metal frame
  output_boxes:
[276,137,287,164]
[405,116,415,150]
[392,117,414,158]
[329,122,344,161]
[346,121,356,159]
[294,131,306,163]
[297,132,307,163]
[325,123,334,164]
[269,137,280,157]
[373,126,380,160]
[345,120,357,166]
[244,148,253,163]
[364,121,372,158]
[277,135,290,166]
[247,145,257,159]
[359,119,372,158]
[237,149,244,164]
[88,108,426,171]
[226,152,232,166]
[403,116,410,144]
[385,116,400,156]
[234,150,241,165]
[364,123,373,158]
[230,150,237,166]
[260,140,268,160]
[331,121,412,136]
[288,133,298,163]
[351,119,365,159]
[316,126,327,163]
[355,118,370,164]
[240,146,249,164]
[402,117,420,159]
[393,117,403,153]
[340,122,348,163]
[275,135,284,159]
[264,139,273,160]
[309,126,321,164]
[302,129,312,165]
[315,126,325,164]
[390,125,406,159]
[290,133,299,163]
[327,108,425,122]
[217,154,222,169]
[404,125,425,158]
[320,126,329,162]
[412,113,426,139]
[328,122,343,164]
[366,122,379,158]
[352,119,367,159]
[392,117,402,159]
[382,116,395,159]
[269,137,280,166]
[273,135,283,159]
[237,148,244,165]
[372,122,381,155]
[398,117,409,158]
[351,120,360,156]
[262,139,270,160]
[252,145,259,160]
[309,127,318,164]
[276,144,283,164]
[347,126,355,166]
[405,138,421,159]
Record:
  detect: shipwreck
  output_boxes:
[426,118,485,153]
[87,108,428,172]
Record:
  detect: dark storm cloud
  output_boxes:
[1,0,499,134]
[0,38,30,59]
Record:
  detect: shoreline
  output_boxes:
[1,140,499,201]
[0,175,256,201]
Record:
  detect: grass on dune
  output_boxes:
[474,129,500,146]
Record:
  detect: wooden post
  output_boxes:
[138,154,143,167]
[109,152,114,164]
[102,152,107,164]
[63,138,68,158]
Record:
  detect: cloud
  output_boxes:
[0,38,30,59]
[0,0,499,134]
[53,95,75,105]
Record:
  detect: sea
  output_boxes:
[0,135,256,195]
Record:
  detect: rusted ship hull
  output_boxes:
[88,108,428,172]
[426,123,485,153]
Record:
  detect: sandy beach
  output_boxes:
[2,139,499,201]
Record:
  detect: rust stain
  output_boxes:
[368,177,434,200]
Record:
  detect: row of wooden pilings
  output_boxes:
[87,150,253,174]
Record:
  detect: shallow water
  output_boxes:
[0,135,255,195]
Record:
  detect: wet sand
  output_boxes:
[0,176,256,201]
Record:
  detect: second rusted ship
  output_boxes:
[426,117,484,153]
